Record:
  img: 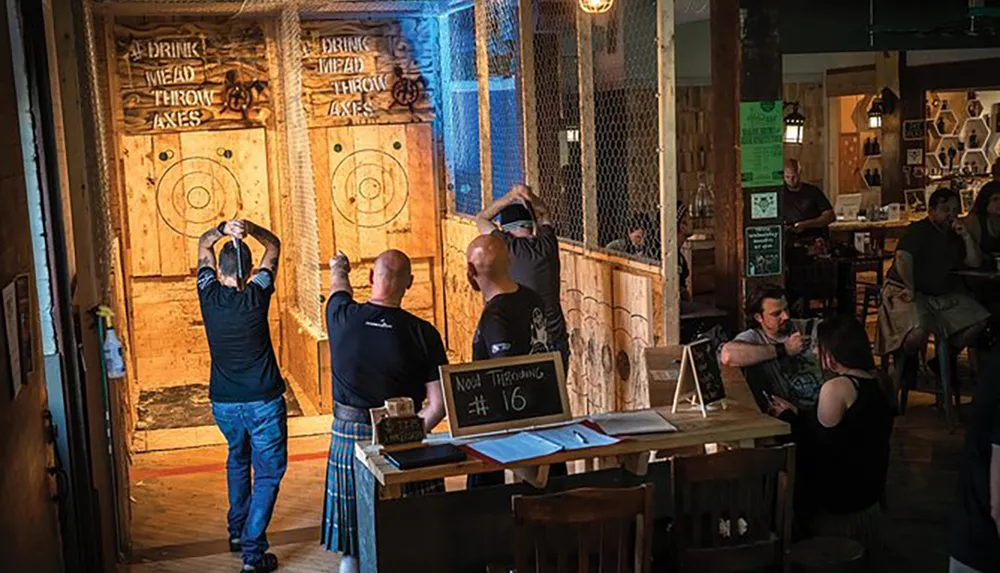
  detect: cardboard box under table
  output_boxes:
[352,353,788,573]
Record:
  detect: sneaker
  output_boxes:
[229,538,241,553]
[241,553,278,573]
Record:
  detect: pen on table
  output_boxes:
[572,429,588,445]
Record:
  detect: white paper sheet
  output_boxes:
[468,432,563,464]
[530,423,620,450]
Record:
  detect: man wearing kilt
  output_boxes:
[321,249,448,573]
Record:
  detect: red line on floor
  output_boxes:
[132,450,329,481]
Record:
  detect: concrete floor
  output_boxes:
[120,390,967,573]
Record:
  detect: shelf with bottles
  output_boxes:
[931,136,962,172]
[932,107,960,137]
[959,117,990,152]
[861,165,883,189]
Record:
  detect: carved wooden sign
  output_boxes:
[301,19,436,127]
[113,19,272,135]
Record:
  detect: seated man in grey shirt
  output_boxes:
[720,284,824,411]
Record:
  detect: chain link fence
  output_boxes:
[441,3,482,216]
[532,0,583,242]
[590,0,661,264]
[485,0,524,201]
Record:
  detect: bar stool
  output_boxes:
[790,537,865,573]
[896,331,958,431]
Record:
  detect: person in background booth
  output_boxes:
[965,162,1000,257]
[719,284,824,411]
[606,213,657,261]
[465,234,565,488]
[196,219,284,573]
[769,315,895,571]
[782,158,835,241]
[475,184,570,372]
[321,249,448,573]
[876,187,990,394]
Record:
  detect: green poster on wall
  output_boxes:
[740,100,784,188]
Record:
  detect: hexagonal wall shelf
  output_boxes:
[967,99,985,119]
[931,136,960,171]
[962,149,990,175]
[933,109,959,137]
[960,117,990,151]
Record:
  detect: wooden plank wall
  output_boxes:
[441,215,662,415]
[676,82,825,229]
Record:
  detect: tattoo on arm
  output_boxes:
[246,220,281,274]
[197,227,224,270]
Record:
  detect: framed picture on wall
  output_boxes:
[903,120,928,141]
[906,148,924,166]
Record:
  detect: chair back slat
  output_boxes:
[671,445,796,573]
[512,485,655,573]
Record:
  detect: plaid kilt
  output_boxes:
[321,418,445,556]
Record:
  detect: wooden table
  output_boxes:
[352,370,788,572]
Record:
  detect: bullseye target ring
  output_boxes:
[156,157,242,238]
[331,149,409,229]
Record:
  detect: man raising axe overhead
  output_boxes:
[196,218,285,573]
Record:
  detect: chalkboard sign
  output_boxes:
[440,352,570,438]
[672,339,726,417]
[745,225,782,278]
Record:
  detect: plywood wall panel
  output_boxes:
[441,215,481,362]
[611,269,655,410]
[122,135,161,276]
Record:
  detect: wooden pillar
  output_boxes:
[474,0,492,207]
[577,9,598,248]
[712,0,784,330]
[710,0,742,327]
[899,53,926,199]
[877,51,903,205]
[658,0,679,344]
[518,0,539,189]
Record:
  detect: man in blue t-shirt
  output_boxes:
[196,218,284,573]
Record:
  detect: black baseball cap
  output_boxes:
[498,203,534,231]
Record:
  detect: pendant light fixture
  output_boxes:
[867,97,884,130]
[579,0,614,14]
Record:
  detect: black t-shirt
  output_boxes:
[197,267,284,403]
[492,226,568,348]
[472,285,551,361]
[888,218,967,296]
[326,292,448,410]
[950,353,1000,571]
[782,183,833,239]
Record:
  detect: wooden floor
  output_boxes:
[121,392,968,573]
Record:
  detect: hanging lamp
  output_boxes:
[579,0,615,14]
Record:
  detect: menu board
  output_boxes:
[746,225,783,278]
[740,100,784,188]
[301,19,437,127]
[113,19,272,135]
[687,340,725,406]
[440,352,570,438]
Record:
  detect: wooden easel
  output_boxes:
[671,340,727,418]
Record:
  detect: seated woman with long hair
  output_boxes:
[768,315,895,568]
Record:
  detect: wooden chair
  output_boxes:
[671,445,796,573]
[510,485,655,573]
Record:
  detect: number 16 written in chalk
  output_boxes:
[502,387,526,412]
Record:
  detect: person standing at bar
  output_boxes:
[474,184,570,371]
[196,219,285,573]
[782,158,835,240]
[321,250,448,573]
[465,234,560,487]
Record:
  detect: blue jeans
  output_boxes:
[212,396,288,565]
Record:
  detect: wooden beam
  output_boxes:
[710,0,742,328]
[577,10,598,248]
[474,0,493,208]
[657,0,679,345]
[738,0,784,304]
[518,0,539,189]
[876,51,902,205]
[92,1,444,17]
